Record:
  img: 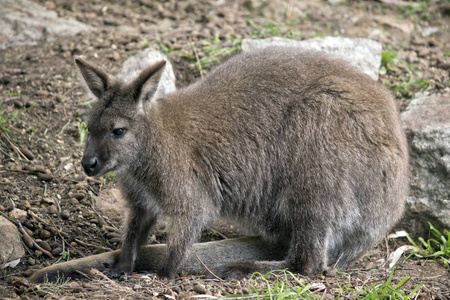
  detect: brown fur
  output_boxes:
[75,47,409,279]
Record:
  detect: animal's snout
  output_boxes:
[81,156,98,176]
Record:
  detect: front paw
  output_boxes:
[103,262,132,281]
[157,268,176,281]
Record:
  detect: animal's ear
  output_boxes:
[75,57,110,99]
[130,60,166,109]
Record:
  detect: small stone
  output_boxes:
[37,240,52,252]
[325,267,337,277]
[39,229,52,239]
[35,250,43,258]
[9,208,27,219]
[48,205,58,214]
[417,48,430,57]
[22,235,34,249]
[41,197,55,205]
[33,165,46,173]
[37,173,53,182]
[14,100,24,108]
[52,247,63,256]
[28,257,36,265]
[35,90,49,97]
[22,200,31,210]
[23,220,34,231]
[193,283,208,294]
[68,192,85,200]
[60,210,70,219]
[112,51,121,61]
[364,261,377,270]
[20,147,34,160]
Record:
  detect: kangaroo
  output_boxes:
[75,47,409,279]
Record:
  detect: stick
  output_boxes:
[195,252,224,282]
[8,199,56,260]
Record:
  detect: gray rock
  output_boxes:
[0,216,25,267]
[118,48,177,99]
[401,92,450,235]
[0,0,90,49]
[241,37,382,80]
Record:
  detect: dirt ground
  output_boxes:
[1,0,449,299]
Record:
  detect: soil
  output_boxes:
[1,0,449,299]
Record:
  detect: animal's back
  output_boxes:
[156,47,408,270]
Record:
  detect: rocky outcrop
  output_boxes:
[401,91,450,235]
[0,0,90,49]
[118,48,177,97]
[242,37,382,80]
[0,215,25,268]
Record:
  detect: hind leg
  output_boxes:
[327,226,382,270]
[287,220,330,276]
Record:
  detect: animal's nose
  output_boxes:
[81,156,98,175]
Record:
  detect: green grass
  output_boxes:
[103,171,116,184]
[0,99,34,142]
[60,250,70,260]
[195,35,241,74]
[78,121,88,144]
[379,46,431,100]
[239,270,320,299]
[230,269,423,299]
[407,222,450,268]
[396,0,431,20]
[248,20,301,39]
[160,34,241,75]
[338,269,424,299]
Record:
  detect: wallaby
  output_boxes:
[75,47,409,279]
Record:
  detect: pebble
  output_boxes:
[28,257,36,265]
[193,283,208,294]
[22,200,31,210]
[37,240,52,252]
[39,229,52,239]
[364,261,377,270]
[325,267,337,277]
[14,100,24,108]
[52,247,63,256]
[33,165,47,173]
[9,208,27,219]
[61,210,71,219]
[37,173,53,182]
[41,197,55,205]
[22,235,34,249]
[36,90,50,97]
[68,192,86,200]
[48,205,58,214]
[20,147,35,160]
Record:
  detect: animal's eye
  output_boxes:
[111,128,127,138]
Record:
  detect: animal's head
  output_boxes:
[75,57,166,177]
